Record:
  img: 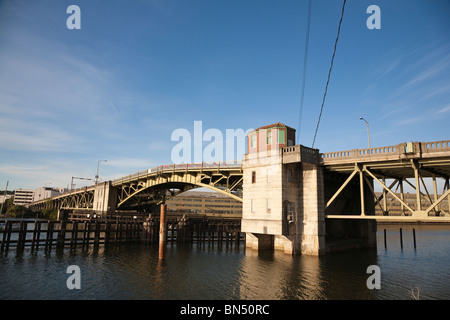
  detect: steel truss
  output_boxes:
[325,158,450,219]
[113,163,243,210]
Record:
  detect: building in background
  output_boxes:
[32,187,68,202]
[13,187,68,206]
[166,190,242,218]
[13,189,34,206]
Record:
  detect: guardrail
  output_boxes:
[320,140,450,163]
[423,140,450,152]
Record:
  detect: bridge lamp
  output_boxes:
[359,117,371,149]
[95,160,107,185]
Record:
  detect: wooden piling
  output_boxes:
[1,221,12,251]
[31,220,39,250]
[94,222,100,246]
[413,228,416,249]
[57,220,67,248]
[384,229,387,249]
[71,221,78,248]
[17,220,25,250]
[45,221,54,250]
[82,222,89,246]
[400,228,403,249]
[105,222,111,245]
[159,204,167,260]
[1,222,7,251]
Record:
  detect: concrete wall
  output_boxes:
[93,182,118,215]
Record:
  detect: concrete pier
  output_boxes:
[241,123,328,255]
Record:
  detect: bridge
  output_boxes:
[27,123,450,256]
[28,162,244,214]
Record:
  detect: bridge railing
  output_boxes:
[320,140,450,164]
[111,161,242,186]
[422,140,450,154]
[321,144,398,161]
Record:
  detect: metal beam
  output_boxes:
[358,164,365,216]
[425,188,450,215]
[326,169,357,208]
[363,167,415,214]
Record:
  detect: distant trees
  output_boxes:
[1,197,57,220]
[1,201,34,218]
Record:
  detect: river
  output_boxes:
[0,224,449,300]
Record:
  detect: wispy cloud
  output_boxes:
[437,105,450,114]
[401,57,450,90]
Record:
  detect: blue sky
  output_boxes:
[0,0,449,190]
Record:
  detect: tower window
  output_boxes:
[250,135,256,148]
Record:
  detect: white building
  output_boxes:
[13,187,68,206]
[32,187,67,202]
[13,189,34,205]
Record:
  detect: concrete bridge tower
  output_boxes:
[241,123,326,255]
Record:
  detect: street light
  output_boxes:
[71,177,93,190]
[359,117,371,149]
[95,160,107,184]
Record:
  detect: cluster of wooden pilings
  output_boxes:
[1,213,243,252]
[0,219,142,251]
[142,215,244,245]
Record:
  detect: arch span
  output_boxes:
[113,163,243,210]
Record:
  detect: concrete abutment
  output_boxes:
[241,123,376,256]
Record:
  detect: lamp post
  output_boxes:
[360,117,371,149]
[71,177,93,190]
[95,160,107,185]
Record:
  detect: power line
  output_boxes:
[311,0,347,148]
[297,0,312,144]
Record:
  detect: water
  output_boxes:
[1,224,449,300]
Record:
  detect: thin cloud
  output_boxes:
[437,105,450,114]
[402,57,450,89]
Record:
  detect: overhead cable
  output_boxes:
[297,0,312,144]
[311,0,347,148]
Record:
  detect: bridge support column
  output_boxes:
[241,133,326,255]
[93,182,117,218]
[298,163,326,255]
[245,233,274,251]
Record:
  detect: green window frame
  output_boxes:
[278,129,286,143]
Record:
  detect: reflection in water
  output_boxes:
[239,250,324,299]
[1,225,449,300]
[239,248,379,300]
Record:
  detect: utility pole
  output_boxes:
[71,177,93,190]
[95,160,107,185]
